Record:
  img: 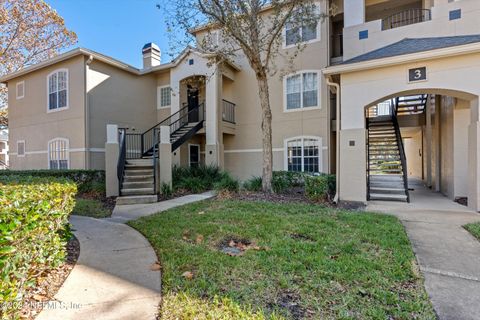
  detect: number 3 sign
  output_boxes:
[408,67,427,82]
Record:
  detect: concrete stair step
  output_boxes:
[125,169,153,176]
[127,159,152,164]
[370,187,406,194]
[122,181,154,189]
[124,175,154,182]
[125,165,153,170]
[121,188,155,196]
[369,193,408,202]
[116,195,158,205]
[369,173,404,179]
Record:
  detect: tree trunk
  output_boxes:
[256,72,273,193]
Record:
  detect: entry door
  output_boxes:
[187,85,199,123]
[189,144,200,168]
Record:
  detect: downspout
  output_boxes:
[85,55,94,169]
[326,77,340,203]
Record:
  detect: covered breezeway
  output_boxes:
[324,39,480,212]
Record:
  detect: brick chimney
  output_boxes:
[142,43,161,69]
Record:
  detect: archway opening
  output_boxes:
[364,89,478,205]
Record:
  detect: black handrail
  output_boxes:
[141,104,191,157]
[222,99,236,124]
[382,8,431,30]
[392,102,410,202]
[0,158,8,169]
[117,128,127,196]
[170,102,205,136]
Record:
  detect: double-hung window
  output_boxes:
[284,6,320,47]
[16,81,25,99]
[285,71,319,111]
[48,69,68,111]
[17,140,25,157]
[285,137,321,173]
[158,86,171,108]
[48,138,69,169]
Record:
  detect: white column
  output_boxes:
[105,124,119,197]
[159,126,172,191]
[468,99,480,212]
[205,67,224,168]
[344,0,365,28]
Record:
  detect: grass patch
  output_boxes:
[72,198,111,218]
[464,222,480,241]
[129,199,435,319]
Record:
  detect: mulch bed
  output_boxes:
[19,236,80,319]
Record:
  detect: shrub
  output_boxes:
[305,174,336,202]
[161,183,173,198]
[214,173,239,192]
[173,165,225,193]
[0,176,77,319]
[0,170,105,197]
[180,177,205,193]
[243,176,262,192]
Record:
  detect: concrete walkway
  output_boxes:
[367,181,480,320]
[36,192,215,320]
[37,216,161,320]
[109,191,215,223]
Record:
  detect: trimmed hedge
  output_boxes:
[0,176,77,319]
[0,170,105,196]
[305,174,336,202]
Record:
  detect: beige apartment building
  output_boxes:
[3,0,480,210]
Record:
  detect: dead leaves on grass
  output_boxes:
[150,262,162,271]
[182,271,194,280]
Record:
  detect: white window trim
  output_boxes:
[157,85,172,109]
[16,81,25,100]
[283,70,321,113]
[188,143,200,167]
[17,140,25,157]
[46,68,69,113]
[282,3,322,49]
[48,138,70,169]
[283,136,323,173]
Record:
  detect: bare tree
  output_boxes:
[160,0,331,192]
[0,0,77,127]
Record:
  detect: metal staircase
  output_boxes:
[366,94,428,202]
[116,103,205,204]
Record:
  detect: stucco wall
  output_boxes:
[453,102,470,197]
[193,0,333,179]
[7,55,86,170]
[87,59,158,169]
[337,52,480,204]
[343,0,480,59]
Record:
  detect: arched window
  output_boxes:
[48,138,69,169]
[47,69,68,111]
[284,136,322,173]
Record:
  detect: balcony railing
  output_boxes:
[222,99,236,124]
[382,8,431,30]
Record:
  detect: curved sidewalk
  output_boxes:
[367,181,480,320]
[37,216,161,320]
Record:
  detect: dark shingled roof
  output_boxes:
[343,35,480,64]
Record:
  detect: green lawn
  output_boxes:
[71,198,111,218]
[464,222,480,241]
[129,199,435,320]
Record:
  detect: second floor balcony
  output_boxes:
[341,0,478,60]
[381,8,431,31]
